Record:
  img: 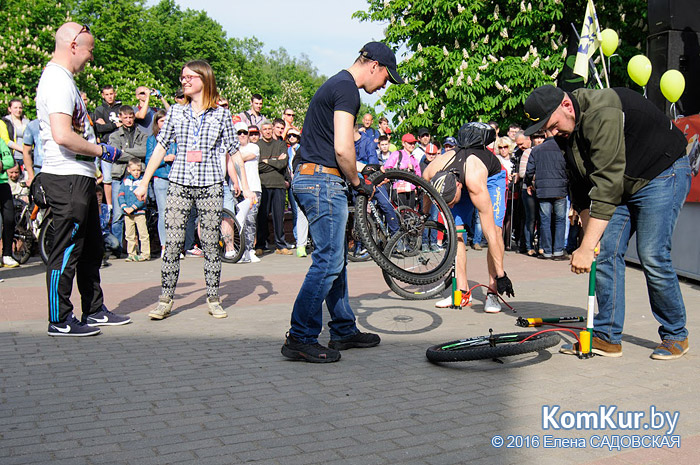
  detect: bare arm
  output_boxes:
[228,151,254,201]
[464,159,505,277]
[334,111,360,187]
[134,142,166,201]
[49,113,102,157]
[240,151,257,162]
[134,93,150,120]
[22,144,35,183]
[159,95,170,111]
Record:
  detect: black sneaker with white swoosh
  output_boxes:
[82,306,132,326]
[48,315,101,337]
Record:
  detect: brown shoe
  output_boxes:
[650,338,689,360]
[559,336,622,357]
[472,243,482,251]
[255,249,264,256]
[275,248,293,255]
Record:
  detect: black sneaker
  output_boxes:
[48,315,101,337]
[82,305,132,326]
[328,331,381,350]
[281,334,341,363]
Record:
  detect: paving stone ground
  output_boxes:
[1,249,699,464]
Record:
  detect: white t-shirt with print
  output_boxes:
[36,62,97,177]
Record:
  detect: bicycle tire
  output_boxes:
[381,226,453,298]
[383,269,451,300]
[12,234,33,264]
[426,331,561,363]
[355,169,456,285]
[39,216,55,265]
[219,208,245,263]
[12,205,33,264]
[347,206,371,262]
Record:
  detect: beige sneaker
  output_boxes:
[207,296,227,319]
[148,297,173,320]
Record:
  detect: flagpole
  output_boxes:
[570,23,605,89]
[599,48,610,88]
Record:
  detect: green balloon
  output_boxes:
[660,69,685,103]
[627,55,652,87]
[601,29,619,57]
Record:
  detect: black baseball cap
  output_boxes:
[431,171,459,205]
[523,85,565,136]
[417,127,430,137]
[443,136,457,147]
[359,42,404,85]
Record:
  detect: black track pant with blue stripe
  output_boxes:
[43,173,104,323]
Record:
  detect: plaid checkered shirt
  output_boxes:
[157,103,239,187]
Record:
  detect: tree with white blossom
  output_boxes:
[354,0,647,138]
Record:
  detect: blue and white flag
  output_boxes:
[573,0,602,83]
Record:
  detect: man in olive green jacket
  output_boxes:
[524,85,691,360]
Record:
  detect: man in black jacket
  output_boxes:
[108,105,148,254]
[524,137,568,260]
[524,85,692,360]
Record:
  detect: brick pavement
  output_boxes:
[1,250,699,464]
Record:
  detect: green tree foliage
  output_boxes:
[1,0,324,121]
[354,0,648,138]
[0,0,69,117]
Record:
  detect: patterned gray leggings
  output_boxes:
[237,191,261,257]
[161,182,223,299]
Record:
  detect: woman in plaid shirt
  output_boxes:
[135,60,254,320]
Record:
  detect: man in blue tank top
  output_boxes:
[424,122,515,313]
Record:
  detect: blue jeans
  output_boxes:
[289,172,359,343]
[472,211,483,245]
[153,177,169,246]
[103,232,120,252]
[538,197,567,256]
[422,203,439,245]
[288,186,298,241]
[223,182,236,213]
[594,155,691,344]
[521,187,537,251]
[110,179,124,247]
[373,183,400,235]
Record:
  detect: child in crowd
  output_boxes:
[118,159,150,262]
[7,163,29,202]
[377,135,392,165]
[96,184,121,267]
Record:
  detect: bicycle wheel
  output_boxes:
[39,216,55,265]
[383,269,451,300]
[355,169,456,285]
[220,208,245,263]
[426,331,562,363]
[347,205,371,262]
[12,200,34,264]
[381,225,453,298]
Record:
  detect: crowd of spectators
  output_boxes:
[1,83,581,271]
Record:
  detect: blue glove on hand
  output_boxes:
[99,143,122,163]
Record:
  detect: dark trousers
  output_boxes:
[256,187,286,250]
[184,205,198,251]
[0,183,14,256]
[43,174,104,323]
